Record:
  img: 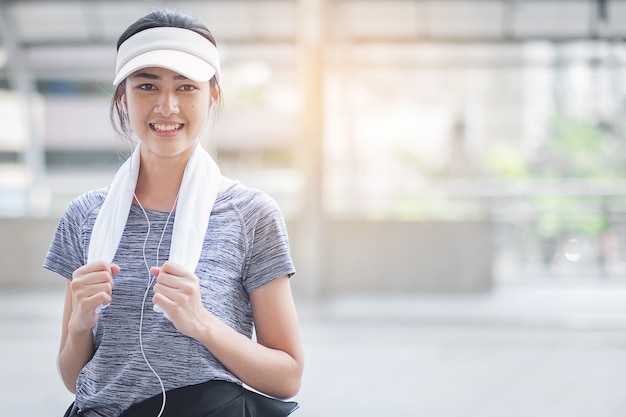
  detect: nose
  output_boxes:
[154,89,179,116]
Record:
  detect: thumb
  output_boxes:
[110,263,121,275]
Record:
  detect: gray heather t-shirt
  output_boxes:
[43,181,295,417]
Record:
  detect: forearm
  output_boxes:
[152,269,303,398]
[57,263,117,393]
[58,326,95,393]
[196,313,302,399]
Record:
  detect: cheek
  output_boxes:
[127,99,154,118]
[126,105,150,132]
[194,112,210,129]
[192,103,211,121]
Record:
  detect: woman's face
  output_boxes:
[123,66,213,159]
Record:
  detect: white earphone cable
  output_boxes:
[134,193,178,417]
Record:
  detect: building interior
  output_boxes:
[1,1,626,416]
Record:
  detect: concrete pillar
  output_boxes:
[0,4,48,216]
[295,0,327,301]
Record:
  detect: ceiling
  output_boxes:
[0,0,625,84]
[1,0,625,216]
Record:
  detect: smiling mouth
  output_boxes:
[150,123,183,132]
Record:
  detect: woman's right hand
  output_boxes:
[69,262,120,333]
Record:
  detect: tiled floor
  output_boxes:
[2,282,626,417]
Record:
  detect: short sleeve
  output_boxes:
[43,195,97,281]
[242,193,295,293]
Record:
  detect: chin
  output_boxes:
[142,139,197,158]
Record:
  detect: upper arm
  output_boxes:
[249,276,304,368]
[60,280,74,354]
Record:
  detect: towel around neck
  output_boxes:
[87,142,222,272]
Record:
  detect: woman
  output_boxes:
[44,9,303,417]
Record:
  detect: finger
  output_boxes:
[110,263,121,275]
[153,279,177,301]
[72,261,109,278]
[87,292,112,309]
[152,292,175,307]
[70,274,114,306]
[155,274,199,297]
[73,263,116,284]
[152,292,180,321]
[159,261,188,276]
[153,278,194,309]
[153,268,184,289]
[70,275,113,293]
[71,289,112,317]
[72,273,114,291]
[154,271,175,288]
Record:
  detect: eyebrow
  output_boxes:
[131,72,189,81]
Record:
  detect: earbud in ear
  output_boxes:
[120,95,128,114]
[209,97,217,115]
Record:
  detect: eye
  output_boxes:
[179,84,197,92]
[138,83,157,91]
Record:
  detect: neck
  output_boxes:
[134,148,191,211]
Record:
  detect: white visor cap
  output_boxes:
[113,27,220,86]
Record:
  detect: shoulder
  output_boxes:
[67,187,107,213]
[218,181,280,214]
[45,188,108,274]
[220,181,283,221]
[61,187,108,225]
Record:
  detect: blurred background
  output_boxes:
[1,0,626,416]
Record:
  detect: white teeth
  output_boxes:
[151,123,181,132]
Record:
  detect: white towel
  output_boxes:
[88,142,221,313]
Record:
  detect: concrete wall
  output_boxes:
[0,218,493,294]
[0,217,64,290]
[321,220,493,294]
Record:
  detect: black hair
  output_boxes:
[109,9,221,139]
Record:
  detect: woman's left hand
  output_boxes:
[150,261,210,337]
[152,262,303,399]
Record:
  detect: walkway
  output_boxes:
[1,282,626,416]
